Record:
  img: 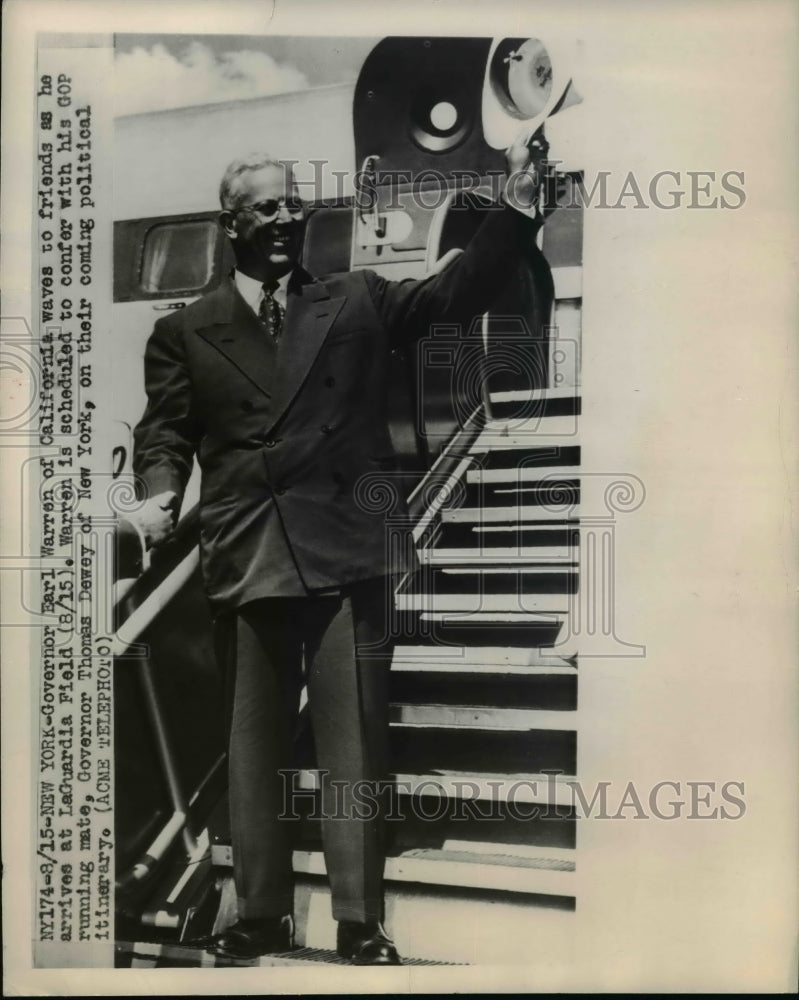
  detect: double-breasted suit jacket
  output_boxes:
[133,201,538,612]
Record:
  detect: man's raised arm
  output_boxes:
[363,126,550,339]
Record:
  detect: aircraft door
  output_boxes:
[348,36,560,466]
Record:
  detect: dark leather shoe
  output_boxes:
[209,915,294,960]
[337,919,401,965]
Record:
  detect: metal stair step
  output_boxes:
[399,567,579,594]
[296,847,574,895]
[389,704,575,730]
[478,413,579,437]
[391,646,577,672]
[441,506,580,523]
[394,592,573,613]
[428,520,577,547]
[465,443,581,470]
[472,430,581,453]
[487,389,581,422]
[488,386,580,404]
[388,609,565,647]
[449,478,580,512]
[466,464,581,484]
[209,844,575,898]
[116,939,455,967]
[419,547,576,566]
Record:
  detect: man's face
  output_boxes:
[228,164,305,274]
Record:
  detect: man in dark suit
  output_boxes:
[133,128,545,964]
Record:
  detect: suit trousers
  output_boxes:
[223,578,394,923]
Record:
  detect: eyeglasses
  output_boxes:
[236,197,304,221]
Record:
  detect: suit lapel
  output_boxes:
[266,279,346,434]
[193,278,277,398]
[191,273,346,421]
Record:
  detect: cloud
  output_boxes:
[114,41,310,116]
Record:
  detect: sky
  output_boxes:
[114,34,378,116]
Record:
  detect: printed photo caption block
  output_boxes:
[34,38,114,970]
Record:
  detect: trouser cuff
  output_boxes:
[237,893,294,920]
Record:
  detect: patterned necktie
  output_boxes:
[259,281,285,341]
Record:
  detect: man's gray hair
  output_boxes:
[219,154,293,210]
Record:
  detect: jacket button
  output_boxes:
[324,376,336,388]
[321,424,333,435]
[265,439,276,448]
[274,486,286,496]
[241,399,253,411]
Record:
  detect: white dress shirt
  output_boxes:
[234,268,291,317]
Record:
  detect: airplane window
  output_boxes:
[410,86,471,153]
[429,101,458,131]
[140,220,217,295]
